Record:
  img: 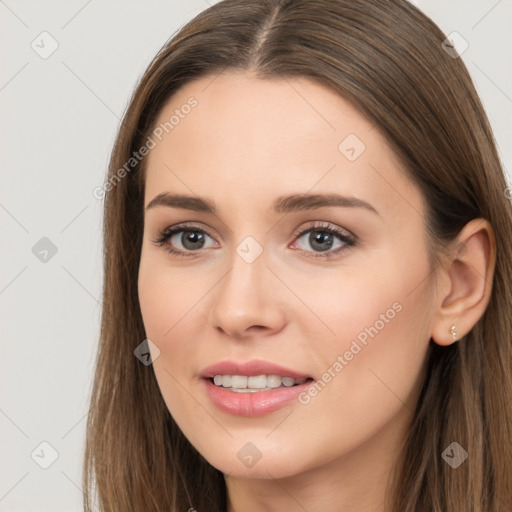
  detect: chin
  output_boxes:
[197,440,317,480]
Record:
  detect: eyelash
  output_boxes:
[151,221,357,260]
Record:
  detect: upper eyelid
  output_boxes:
[293,222,354,239]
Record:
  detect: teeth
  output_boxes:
[266,375,282,388]
[281,377,295,387]
[211,374,307,390]
[248,375,267,389]
[231,375,247,388]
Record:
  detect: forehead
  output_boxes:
[149,71,372,160]
[143,71,424,221]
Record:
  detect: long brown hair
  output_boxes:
[83,1,512,510]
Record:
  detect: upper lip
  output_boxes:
[200,359,312,380]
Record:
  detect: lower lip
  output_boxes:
[202,378,313,417]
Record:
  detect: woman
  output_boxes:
[83,0,512,510]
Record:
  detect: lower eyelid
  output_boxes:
[291,236,354,257]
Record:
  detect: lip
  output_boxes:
[200,359,312,380]
[200,359,314,417]
[202,378,313,417]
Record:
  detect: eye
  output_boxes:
[151,221,357,259]
[151,223,217,257]
[291,222,356,259]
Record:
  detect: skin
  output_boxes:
[137,71,495,512]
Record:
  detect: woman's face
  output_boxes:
[138,71,437,480]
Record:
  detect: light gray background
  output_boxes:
[1,1,510,510]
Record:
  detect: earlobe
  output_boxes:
[430,218,496,347]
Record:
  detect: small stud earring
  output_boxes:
[450,324,457,342]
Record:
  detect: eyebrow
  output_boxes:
[145,192,379,216]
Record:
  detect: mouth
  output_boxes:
[200,359,315,416]
[201,375,314,417]
[208,374,313,392]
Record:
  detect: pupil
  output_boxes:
[310,231,332,252]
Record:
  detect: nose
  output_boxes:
[208,247,287,340]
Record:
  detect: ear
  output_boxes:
[431,218,496,346]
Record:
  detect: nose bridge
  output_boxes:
[217,240,268,313]
[209,236,285,337]
[221,232,268,294]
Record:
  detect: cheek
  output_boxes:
[299,249,433,425]
[137,256,214,430]
[138,253,207,342]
